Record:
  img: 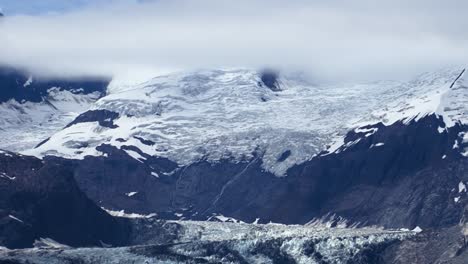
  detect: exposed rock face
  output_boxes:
[255,114,467,227]
[64,109,120,129]
[260,70,281,91]
[49,114,468,229]
[381,226,468,263]
[0,151,130,249]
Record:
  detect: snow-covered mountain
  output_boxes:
[0,66,109,151]
[27,68,468,175]
[2,66,468,263]
[1,66,461,230]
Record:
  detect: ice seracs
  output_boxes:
[27,67,468,176]
[0,220,416,263]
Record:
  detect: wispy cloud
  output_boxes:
[1,0,467,81]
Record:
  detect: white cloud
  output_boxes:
[1,0,467,81]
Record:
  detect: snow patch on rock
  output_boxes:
[458,181,467,193]
[23,76,33,87]
[103,208,156,219]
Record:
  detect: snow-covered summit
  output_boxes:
[26,68,468,175]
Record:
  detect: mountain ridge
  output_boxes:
[26,67,468,176]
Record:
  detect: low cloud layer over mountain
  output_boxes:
[1,0,468,81]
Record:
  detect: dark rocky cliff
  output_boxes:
[48,114,468,229]
[0,151,130,249]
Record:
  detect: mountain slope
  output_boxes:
[28,68,468,176]
[0,150,130,249]
[40,113,466,228]
[0,66,110,151]
[14,68,467,229]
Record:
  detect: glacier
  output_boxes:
[0,220,415,264]
[23,67,468,176]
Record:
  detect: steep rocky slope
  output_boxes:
[0,150,130,249]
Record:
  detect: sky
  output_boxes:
[0,0,150,15]
[1,0,468,82]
